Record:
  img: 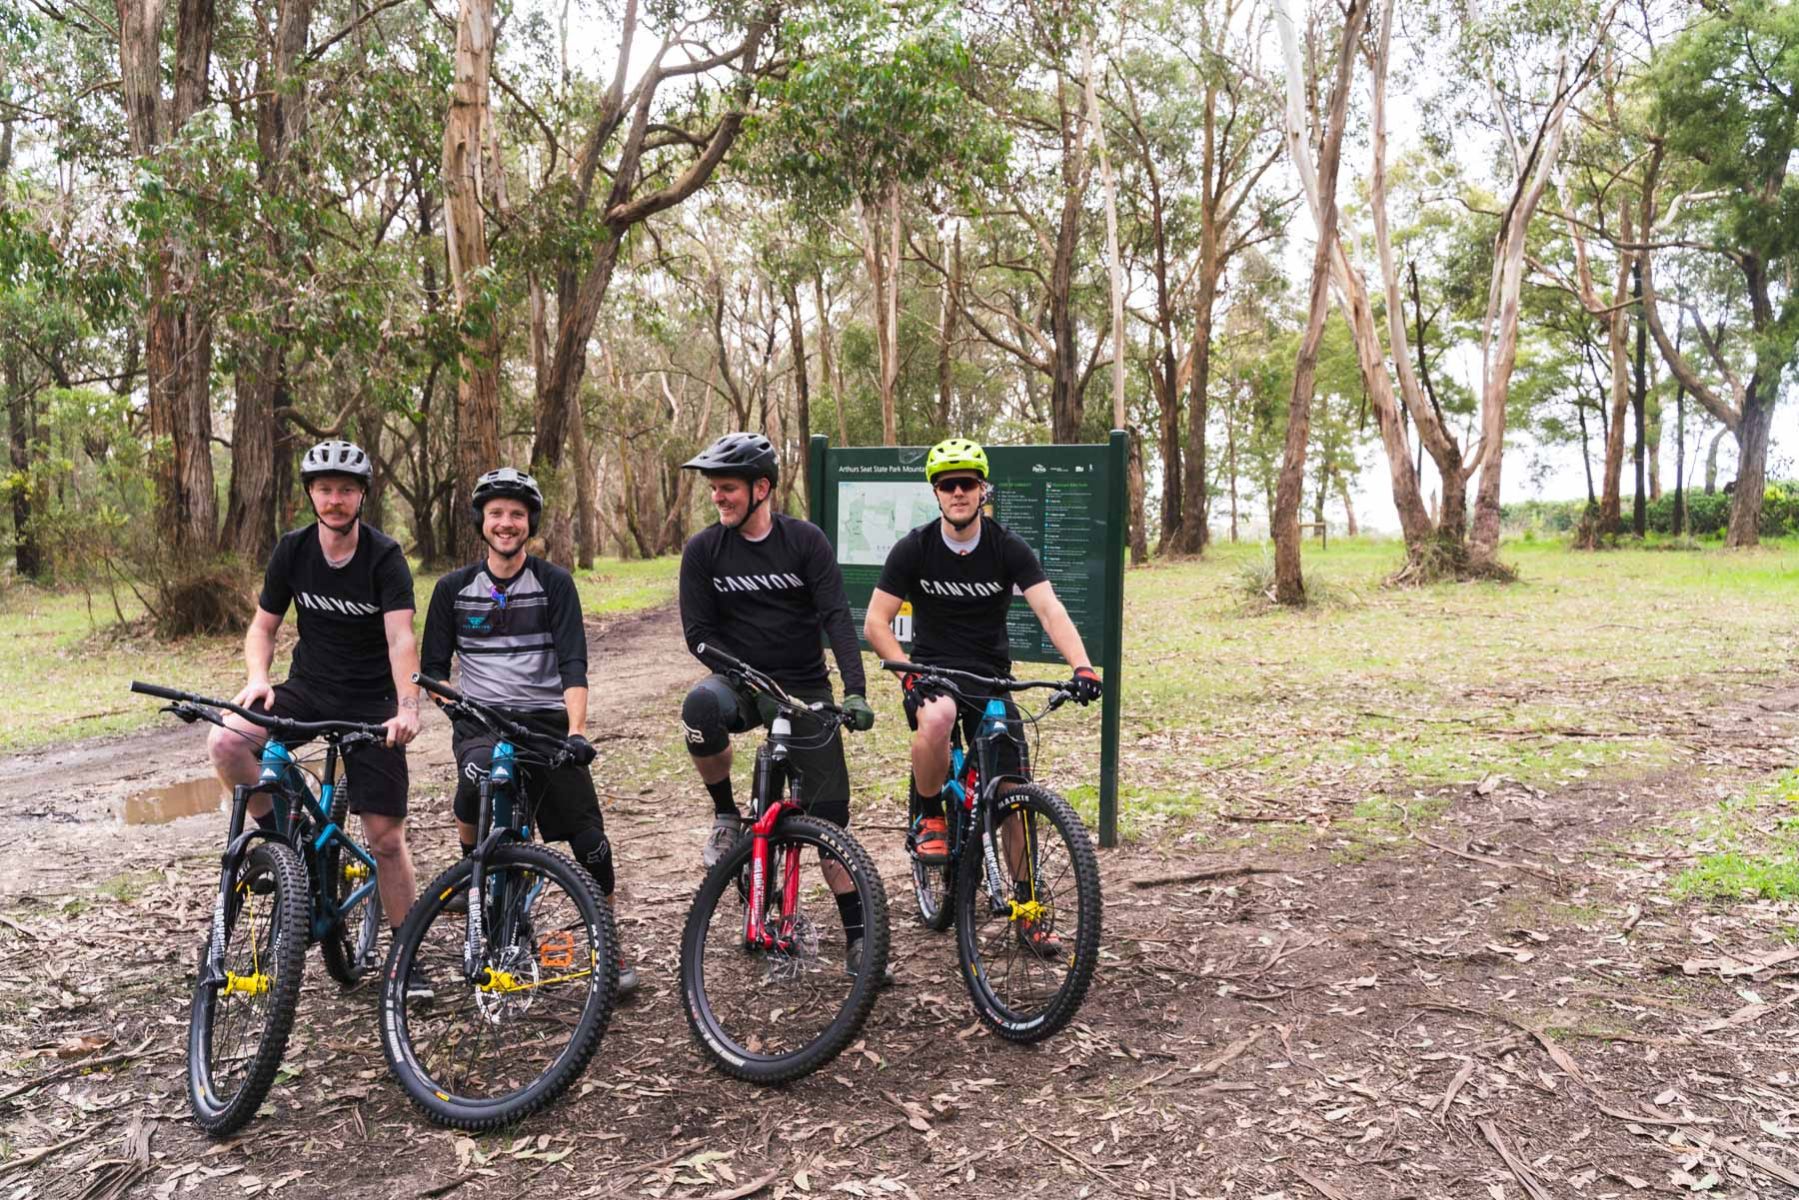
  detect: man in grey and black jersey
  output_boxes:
[676,433,885,979]
[420,467,637,995]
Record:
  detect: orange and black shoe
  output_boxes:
[910,815,950,865]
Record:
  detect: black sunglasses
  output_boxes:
[934,477,983,495]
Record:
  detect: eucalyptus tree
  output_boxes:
[1635,0,1796,547]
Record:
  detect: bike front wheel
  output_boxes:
[319,782,382,987]
[380,842,617,1130]
[680,815,888,1085]
[954,784,1101,1043]
[187,839,309,1135]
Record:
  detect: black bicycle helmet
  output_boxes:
[471,466,544,536]
[681,432,778,486]
[300,440,373,485]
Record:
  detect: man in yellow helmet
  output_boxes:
[862,438,1101,898]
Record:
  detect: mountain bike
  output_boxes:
[379,672,618,1131]
[129,681,387,1135]
[678,644,889,1085]
[881,660,1102,1043]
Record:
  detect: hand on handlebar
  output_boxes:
[1066,666,1102,706]
[233,679,276,712]
[383,705,420,748]
[566,734,597,766]
[842,694,875,732]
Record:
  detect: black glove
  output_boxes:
[566,734,596,766]
[1067,666,1102,705]
[843,693,876,732]
[900,673,941,723]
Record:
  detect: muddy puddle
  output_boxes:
[121,776,224,825]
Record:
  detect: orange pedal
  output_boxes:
[537,930,576,969]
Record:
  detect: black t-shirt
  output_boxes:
[875,516,1047,675]
[679,514,866,694]
[258,523,415,698]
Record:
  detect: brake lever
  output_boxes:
[164,702,200,725]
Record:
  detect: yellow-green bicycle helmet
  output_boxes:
[924,437,989,482]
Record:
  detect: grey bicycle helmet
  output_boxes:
[471,466,544,535]
[300,439,373,485]
[681,432,778,486]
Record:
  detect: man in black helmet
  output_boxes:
[209,439,425,987]
[676,433,883,975]
[419,467,637,994]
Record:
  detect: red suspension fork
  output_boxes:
[742,799,800,949]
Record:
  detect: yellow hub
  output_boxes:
[477,969,522,994]
[221,971,270,997]
[342,862,370,882]
[1008,898,1047,925]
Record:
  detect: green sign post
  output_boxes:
[807,432,1127,848]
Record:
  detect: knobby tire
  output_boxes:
[680,815,888,1085]
[187,840,309,1135]
[954,784,1101,1043]
[379,843,616,1131]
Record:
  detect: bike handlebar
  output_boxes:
[695,643,853,726]
[129,681,391,740]
[411,672,587,766]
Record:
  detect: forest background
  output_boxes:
[0,0,1794,619]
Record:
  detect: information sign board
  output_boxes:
[808,433,1127,846]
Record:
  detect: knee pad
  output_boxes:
[570,826,614,896]
[681,682,733,757]
[451,755,486,825]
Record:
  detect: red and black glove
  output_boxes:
[1067,666,1102,705]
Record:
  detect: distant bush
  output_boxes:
[1500,499,1586,535]
[1645,482,1797,537]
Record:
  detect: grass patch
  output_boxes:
[1670,771,1799,902]
[0,555,679,753]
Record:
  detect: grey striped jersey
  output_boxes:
[421,556,588,710]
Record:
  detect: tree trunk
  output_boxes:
[118,0,220,554]
[1726,387,1772,548]
[571,403,596,567]
[1631,257,1647,536]
[1126,427,1148,566]
[1153,348,1182,554]
[1271,0,1365,606]
[1170,252,1217,555]
[1672,382,1686,535]
[223,352,279,560]
[860,189,900,445]
[1704,426,1725,494]
[4,353,41,579]
[1597,210,1634,534]
[444,0,502,563]
[785,284,811,498]
[1338,472,1358,537]
[936,221,960,429]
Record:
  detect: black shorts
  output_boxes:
[267,678,409,818]
[682,673,850,828]
[452,708,602,844]
[906,685,1030,782]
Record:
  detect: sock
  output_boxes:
[835,890,865,942]
[914,781,946,822]
[460,841,475,858]
[705,777,738,818]
[253,809,279,832]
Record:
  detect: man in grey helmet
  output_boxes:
[208,440,426,991]
[420,466,638,996]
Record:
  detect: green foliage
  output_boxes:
[747,0,1007,211]
[1672,771,1799,903]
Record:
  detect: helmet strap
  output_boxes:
[936,480,988,531]
[308,482,364,536]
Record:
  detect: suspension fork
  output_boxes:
[743,733,801,951]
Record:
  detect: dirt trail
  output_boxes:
[3,604,1799,1199]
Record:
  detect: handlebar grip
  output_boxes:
[879,660,920,674]
[130,681,188,701]
[412,672,462,702]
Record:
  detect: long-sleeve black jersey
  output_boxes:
[678,514,867,695]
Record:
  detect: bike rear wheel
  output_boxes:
[954,784,1101,1043]
[680,815,888,1085]
[380,842,616,1131]
[187,839,309,1135]
[320,782,382,986]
